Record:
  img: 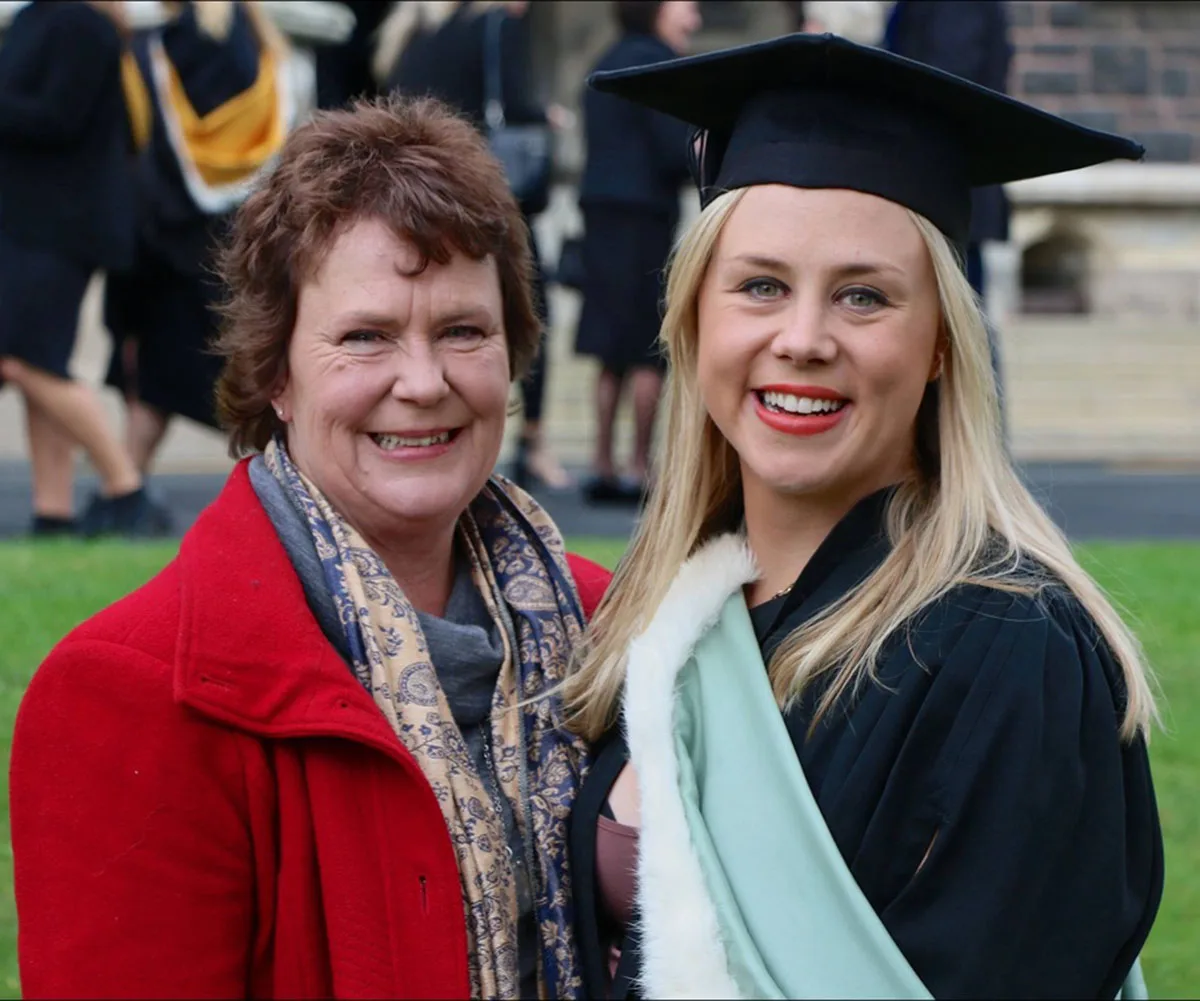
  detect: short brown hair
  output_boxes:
[214,94,539,456]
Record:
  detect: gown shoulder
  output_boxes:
[847,580,1163,998]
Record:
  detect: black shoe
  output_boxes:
[582,475,645,506]
[30,515,78,538]
[80,488,174,539]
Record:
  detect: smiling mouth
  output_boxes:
[755,390,848,415]
[370,430,459,449]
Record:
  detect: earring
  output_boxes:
[274,405,286,421]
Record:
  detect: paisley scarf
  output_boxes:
[264,439,589,999]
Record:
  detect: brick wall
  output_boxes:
[1008,1,1200,162]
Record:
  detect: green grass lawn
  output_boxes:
[0,538,1195,997]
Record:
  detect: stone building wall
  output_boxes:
[1008,1,1200,162]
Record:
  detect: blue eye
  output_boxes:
[739,277,788,300]
[838,286,889,311]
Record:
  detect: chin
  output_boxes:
[744,457,846,500]
[766,476,836,498]
[379,479,478,522]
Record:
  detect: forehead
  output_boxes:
[308,217,498,292]
[715,185,927,264]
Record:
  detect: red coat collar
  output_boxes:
[173,460,406,759]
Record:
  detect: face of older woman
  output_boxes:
[276,217,510,546]
[696,185,942,508]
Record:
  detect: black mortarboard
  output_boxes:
[589,33,1143,244]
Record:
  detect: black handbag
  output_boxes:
[483,9,552,211]
[553,234,587,291]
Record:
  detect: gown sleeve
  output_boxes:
[879,587,1163,1000]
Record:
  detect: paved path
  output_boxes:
[1,460,1197,543]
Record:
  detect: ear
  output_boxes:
[928,329,949,383]
[271,377,292,424]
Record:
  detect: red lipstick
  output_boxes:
[753,384,850,437]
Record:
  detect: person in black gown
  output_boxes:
[104,0,287,472]
[0,0,169,536]
[575,0,700,504]
[564,33,1163,1000]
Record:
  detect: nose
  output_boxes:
[390,337,450,406]
[770,295,838,367]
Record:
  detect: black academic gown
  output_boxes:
[103,2,259,428]
[0,0,135,270]
[570,489,1163,1000]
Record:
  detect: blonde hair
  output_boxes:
[564,188,1157,744]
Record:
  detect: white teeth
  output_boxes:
[373,431,452,449]
[760,391,846,415]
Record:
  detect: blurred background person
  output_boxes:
[0,0,169,536]
[575,0,701,505]
[801,1,889,41]
[884,0,1012,427]
[375,0,574,491]
[779,1,813,33]
[314,0,390,110]
[105,0,291,474]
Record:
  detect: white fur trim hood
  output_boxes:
[622,534,759,999]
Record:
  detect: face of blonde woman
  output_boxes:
[695,185,943,510]
[276,217,510,548]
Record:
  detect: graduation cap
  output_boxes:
[589,33,1143,245]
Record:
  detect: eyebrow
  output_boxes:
[725,253,906,280]
[332,305,498,331]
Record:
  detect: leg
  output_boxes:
[520,243,551,426]
[0,357,141,497]
[629,366,664,483]
[593,366,623,481]
[125,398,171,474]
[23,395,76,519]
[516,239,572,490]
[517,340,573,490]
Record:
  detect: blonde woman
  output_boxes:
[565,35,1162,1000]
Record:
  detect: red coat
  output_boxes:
[10,461,612,1000]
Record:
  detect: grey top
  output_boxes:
[249,457,539,998]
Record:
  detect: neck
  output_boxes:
[740,478,880,608]
[360,520,459,617]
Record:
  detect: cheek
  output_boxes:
[696,315,756,420]
[695,300,738,405]
[454,348,511,421]
[856,321,939,413]
[290,354,388,433]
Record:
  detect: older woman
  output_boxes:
[566,35,1162,1000]
[11,95,608,1000]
